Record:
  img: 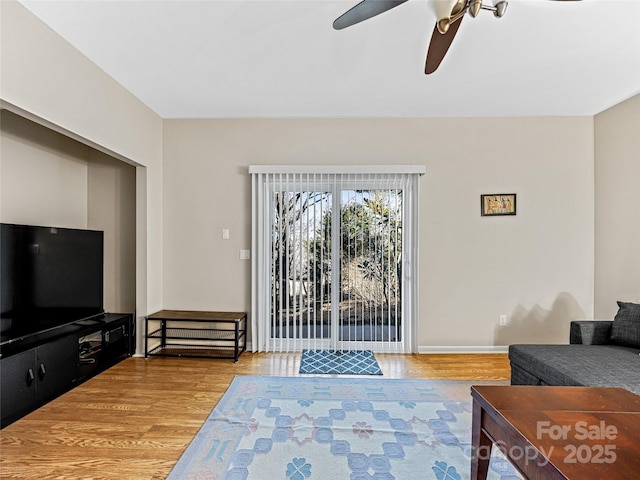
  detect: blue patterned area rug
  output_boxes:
[299,349,383,375]
[167,376,522,480]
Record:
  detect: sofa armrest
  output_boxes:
[570,321,613,345]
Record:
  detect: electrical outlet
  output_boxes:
[222,229,230,240]
[240,249,250,260]
[499,314,508,327]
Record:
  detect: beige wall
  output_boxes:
[1,110,89,228]
[0,1,161,169]
[594,94,640,318]
[163,117,595,350]
[88,150,137,313]
[1,1,163,350]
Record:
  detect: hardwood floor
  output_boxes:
[0,353,510,479]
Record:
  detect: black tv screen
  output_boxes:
[1,223,104,339]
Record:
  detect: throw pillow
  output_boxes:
[609,301,640,348]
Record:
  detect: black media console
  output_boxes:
[0,312,134,428]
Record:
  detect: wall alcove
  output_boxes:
[0,108,136,316]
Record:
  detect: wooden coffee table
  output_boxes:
[470,385,640,479]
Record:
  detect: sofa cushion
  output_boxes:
[610,301,640,348]
[509,344,640,395]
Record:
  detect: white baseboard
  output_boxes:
[417,345,509,354]
[133,345,508,356]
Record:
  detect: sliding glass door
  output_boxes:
[269,188,333,349]
[251,167,423,354]
[336,188,403,350]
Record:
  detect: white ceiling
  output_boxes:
[20,0,640,118]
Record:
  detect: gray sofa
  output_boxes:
[509,302,640,396]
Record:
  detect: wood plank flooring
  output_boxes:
[0,353,510,479]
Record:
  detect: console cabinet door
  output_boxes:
[34,335,78,403]
[1,335,77,427]
[0,348,37,425]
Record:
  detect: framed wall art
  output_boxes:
[481,194,516,216]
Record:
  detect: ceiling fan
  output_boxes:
[333,0,580,74]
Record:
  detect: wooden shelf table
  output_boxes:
[144,310,246,362]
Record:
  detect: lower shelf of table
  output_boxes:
[146,344,245,361]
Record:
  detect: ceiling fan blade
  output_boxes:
[424,16,463,74]
[333,0,409,30]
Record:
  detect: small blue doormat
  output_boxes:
[299,349,383,375]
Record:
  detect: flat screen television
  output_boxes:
[0,223,104,342]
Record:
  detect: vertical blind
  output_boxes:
[250,166,425,354]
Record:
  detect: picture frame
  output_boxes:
[481,194,517,216]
